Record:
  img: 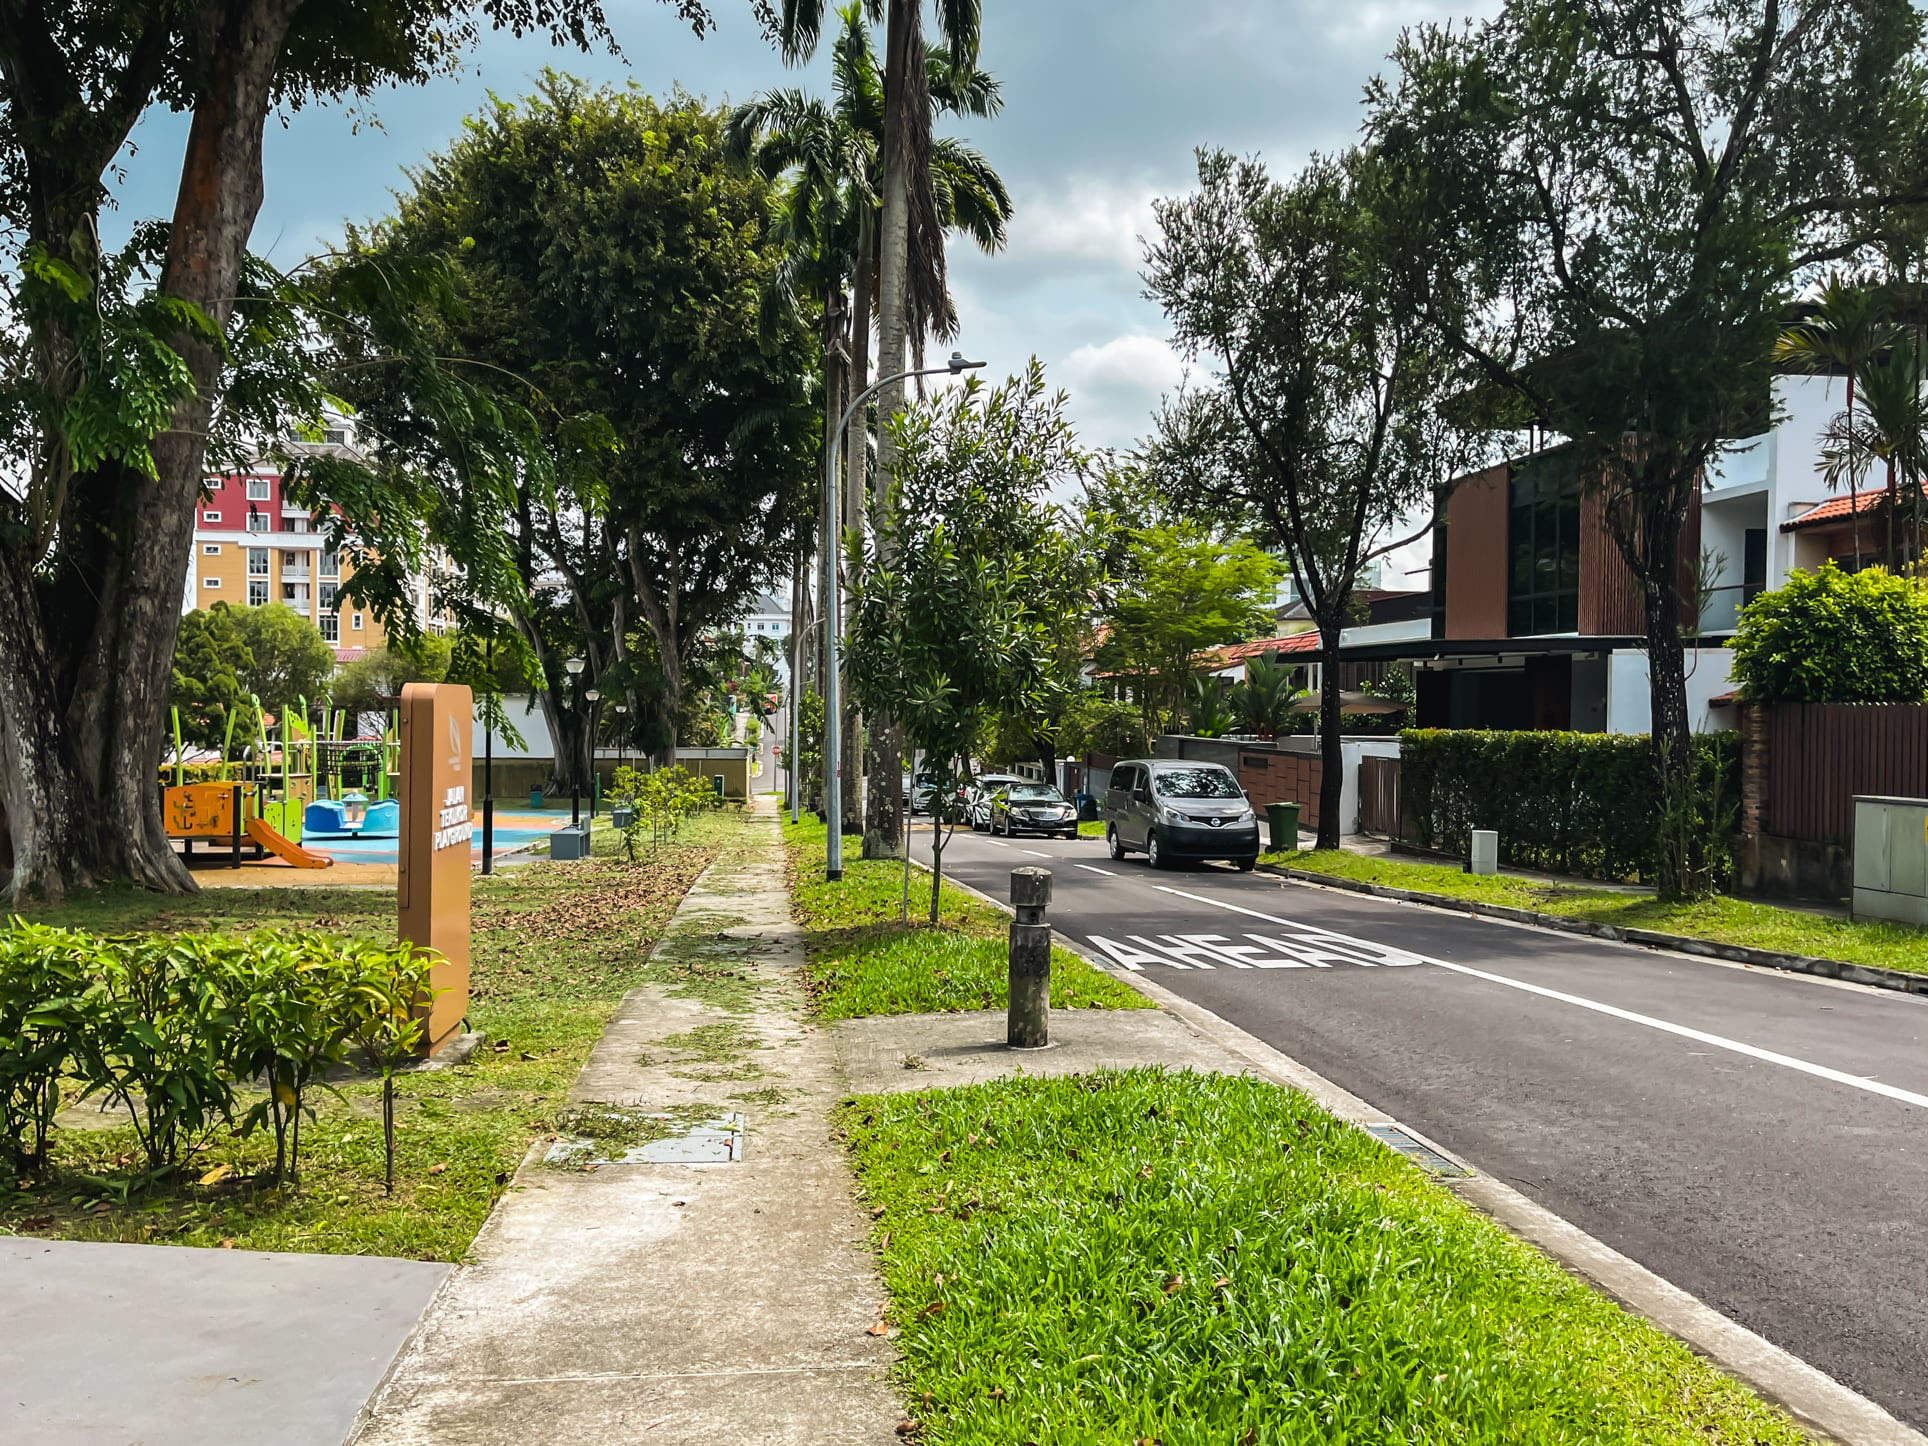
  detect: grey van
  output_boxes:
[1104,759,1261,871]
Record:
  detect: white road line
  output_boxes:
[1020,848,1051,858]
[983,839,1010,849]
[1153,884,1928,1115]
[1075,864,1118,877]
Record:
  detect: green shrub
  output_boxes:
[0,923,93,1177]
[1730,562,1928,703]
[1399,729,1739,883]
[0,921,433,1184]
[613,763,718,860]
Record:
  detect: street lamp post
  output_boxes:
[482,635,496,876]
[584,687,602,818]
[822,351,984,882]
[565,656,585,827]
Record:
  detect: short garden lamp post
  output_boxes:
[584,688,602,818]
[615,703,629,772]
[565,656,585,826]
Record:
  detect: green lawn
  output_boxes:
[0,808,747,1259]
[783,816,1149,1018]
[845,1069,1803,1445]
[1264,848,1928,977]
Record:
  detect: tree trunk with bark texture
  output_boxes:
[864,0,920,861]
[1315,627,1345,851]
[0,0,300,903]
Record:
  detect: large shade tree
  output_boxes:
[336,80,820,772]
[0,0,709,902]
[1367,0,1928,894]
[1145,148,1483,849]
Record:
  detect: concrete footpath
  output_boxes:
[353,801,903,1445]
[0,1236,445,1445]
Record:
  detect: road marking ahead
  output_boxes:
[1075,864,1118,877]
[1020,848,1052,858]
[1149,884,1928,1115]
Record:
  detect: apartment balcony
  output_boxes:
[281,566,311,583]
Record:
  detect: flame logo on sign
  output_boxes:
[448,712,462,773]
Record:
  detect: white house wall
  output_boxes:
[1604,648,1736,735]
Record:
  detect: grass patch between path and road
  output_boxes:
[844,1068,1805,1446]
[1262,848,1928,977]
[0,808,749,1260]
[783,816,1149,1019]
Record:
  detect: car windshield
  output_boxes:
[1008,784,1063,802]
[1152,768,1242,799]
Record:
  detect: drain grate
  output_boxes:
[545,1111,746,1167]
[1366,1124,1471,1178]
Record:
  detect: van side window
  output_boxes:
[1111,765,1135,794]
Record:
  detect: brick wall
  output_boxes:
[1236,749,1323,831]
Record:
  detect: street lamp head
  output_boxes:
[947,351,985,374]
[565,656,585,677]
[584,688,601,704]
[615,703,628,716]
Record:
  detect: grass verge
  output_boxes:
[0,807,748,1259]
[844,1068,1803,1445]
[1264,848,1928,977]
[783,816,1149,1019]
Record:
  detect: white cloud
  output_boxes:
[1004,177,1162,275]
[1057,334,1188,453]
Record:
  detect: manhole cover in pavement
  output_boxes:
[544,1111,746,1167]
[1366,1124,1471,1178]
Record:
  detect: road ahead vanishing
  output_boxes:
[909,823,1928,1429]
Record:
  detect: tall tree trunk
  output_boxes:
[1315,625,1344,851]
[843,238,875,839]
[0,550,94,901]
[1635,478,1697,900]
[0,0,301,903]
[864,0,923,861]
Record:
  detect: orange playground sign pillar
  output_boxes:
[398,682,473,1055]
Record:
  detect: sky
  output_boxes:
[106,0,1483,469]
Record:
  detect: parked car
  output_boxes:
[965,773,1027,830]
[988,781,1079,839]
[1103,759,1260,870]
[908,769,969,818]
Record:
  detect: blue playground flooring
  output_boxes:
[304,808,585,867]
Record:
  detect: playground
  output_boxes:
[163,698,589,878]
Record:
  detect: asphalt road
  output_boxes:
[910,822,1928,1429]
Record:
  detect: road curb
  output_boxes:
[1260,862,1928,999]
[934,855,1923,1445]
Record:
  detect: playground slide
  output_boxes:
[244,816,334,869]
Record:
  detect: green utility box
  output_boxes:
[1265,801,1301,853]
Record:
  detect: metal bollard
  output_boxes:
[1008,867,1052,1049]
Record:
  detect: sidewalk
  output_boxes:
[352,799,902,1444]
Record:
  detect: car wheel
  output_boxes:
[1147,831,1169,870]
[1235,854,1258,872]
[1107,826,1126,860]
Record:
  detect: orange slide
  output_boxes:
[244,815,334,869]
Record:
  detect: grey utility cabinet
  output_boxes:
[1852,795,1928,926]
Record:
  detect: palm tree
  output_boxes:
[758,0,1006,859]
[1776,275,1900,571]
[1818,330,1928,573]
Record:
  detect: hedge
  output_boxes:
[1398,729,1740,883]
[0,922,433,1187]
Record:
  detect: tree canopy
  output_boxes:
[330,77,821,775]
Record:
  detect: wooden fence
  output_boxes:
[1759,703,1928,845]
[1358,756,1403,838]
